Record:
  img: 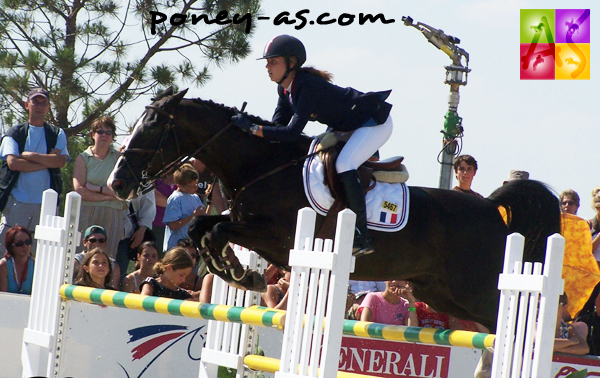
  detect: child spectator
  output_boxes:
[415,301,454,329]
[0,226,35,294]
[177,238,203,300]
[121,241,159,293]
[359,280,417,326]
[346,291,369,320]
[140,247,194,300]
[73,225,120,289]
[262,271,291,310]
[162,164,205,251]
[555,293,589,355]
[74,248,114,290]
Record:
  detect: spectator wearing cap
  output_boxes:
[452,154,483,198]
[73,116,125,259]
[0,88,69,257]
[73,225,120,289]
[503,169,529,185]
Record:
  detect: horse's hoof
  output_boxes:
[232,270,267,293]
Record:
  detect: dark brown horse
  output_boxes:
[108,88,560,332]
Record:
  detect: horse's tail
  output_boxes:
[487,180,561,263]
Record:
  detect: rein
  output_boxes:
[124,102,321,207]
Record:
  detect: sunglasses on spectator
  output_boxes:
[562,201,576,206]
[95,129,113,136]
[12,239,32,247]
[87,237,107,244]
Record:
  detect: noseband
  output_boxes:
[120,104,232,195]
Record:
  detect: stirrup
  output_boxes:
[352,233,374,257]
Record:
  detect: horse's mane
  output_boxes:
[190,98,274,126]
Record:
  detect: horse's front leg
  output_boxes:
[200,221,276,292]
[188,215,231,272]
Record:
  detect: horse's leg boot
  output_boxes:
[338,169,374,257]
[225,269,268,293]
[199,235,226,273]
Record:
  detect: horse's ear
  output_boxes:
[164,88,189,108]
[152,86,174,102]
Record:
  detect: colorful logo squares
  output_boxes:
[520,9,590,80]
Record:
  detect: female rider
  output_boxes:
[231,35,393,257]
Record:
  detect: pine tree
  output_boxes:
[0,0,260,136]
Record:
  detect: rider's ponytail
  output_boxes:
[298,67,333,82]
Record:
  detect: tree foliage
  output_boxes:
[0,0,261,136]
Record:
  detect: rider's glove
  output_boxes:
[231,114,256,135]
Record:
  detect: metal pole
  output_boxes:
[402,16,470,190]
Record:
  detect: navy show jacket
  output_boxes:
[261,70,392,142]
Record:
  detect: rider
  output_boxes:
[231,35,393,256]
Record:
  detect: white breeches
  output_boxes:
[335,115,393,173]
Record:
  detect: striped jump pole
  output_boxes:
[60,285,285,329]
[343,319,494,350]
[60,284,494,350]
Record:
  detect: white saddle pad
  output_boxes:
[302,139,409,232]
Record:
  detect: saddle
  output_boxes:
[316,142,408,239]
[321,143,408,202]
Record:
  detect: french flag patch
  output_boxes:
[379,200,399,223]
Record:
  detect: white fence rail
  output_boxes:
[21,190,81,378]
[491,232,565,378]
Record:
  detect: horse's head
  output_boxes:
[108,87,190,200]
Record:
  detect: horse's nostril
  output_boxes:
[112,179,124,190]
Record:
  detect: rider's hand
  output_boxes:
[231,114,255,135]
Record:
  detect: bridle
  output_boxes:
[119,104,232,195]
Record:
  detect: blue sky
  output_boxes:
[123,0,599,219]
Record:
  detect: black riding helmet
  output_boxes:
[259,35,306,84]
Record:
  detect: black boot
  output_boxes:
[338,170,374,257]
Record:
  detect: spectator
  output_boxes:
[415,301,451,329]
[262,271,291,310]
[73,225,120,289]
[177,238,204,298]
[73,116,125,258]
[74,248,114,290]
[589,188,600,262]
[140,246,194,300]
[346,291,369,320]
[555,293,589,355]
[121,241,159,294]
[116,190,156,282]
[265,263,285,285]
[560,190,581,215]
[0,226,35,294]
[153,175,177,253]
[503,169,529,185]
[452,155,483,198]
[200,273,215,304]
[0,88,69,256]
[163,163,205,251]
[359,280,418,326]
